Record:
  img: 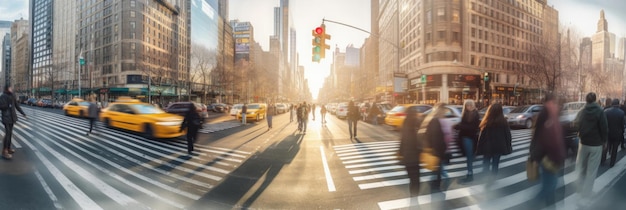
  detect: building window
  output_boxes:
[437,8,445,20]
[452,10,460,22]
[130,0,135,7]
[426,32,431,42]
[130,21,135,29]
[130,11,135,17]
[438,31,445,40]
[452,32,459,42]
[426,10,432,24]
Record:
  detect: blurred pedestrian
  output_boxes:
[602,99,623,167]
[297,103,303,131]
[347,101,360,138]
[299,102,309,133]
[454,99,480,182]
[529,93,565,208]
[476,103,513,177]
[86,94,99,136]
[267,103,276,129]
[423,103,449,190]
[574,92,607,205]
[311,104,316,121]
[290,103,295,122]
[320,104,327,124]
[241,103,248,125]
[180,103,202,155]
[0,84,26,159]
[398,106,422,197]
[369,103,381,125]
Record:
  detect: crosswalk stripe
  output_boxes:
[337,148,399,158]
[18,136,103,210]
[19,119,201,201]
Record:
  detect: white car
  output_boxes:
[424,105,463,132]
[336,103,349,119]
[230,104,243,116]
[275,103,288,114]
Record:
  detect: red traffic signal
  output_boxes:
[315,27,324,35]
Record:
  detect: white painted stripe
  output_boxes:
[18,120,202,201]
[335,145,401,153]
[26,129,139,206]
[340,151,397,160]
[346,160,399,169]
[320,146,336,192]
[16,125,187,209]
[337,148,399,157]
[12,140,21,148]
[349,165,405,174]
[333,141,399,149]
[33,114,235,173]
[19,139,103,210]
[36,123,220,186]
[343,156,398,164]
[34,169,63,209]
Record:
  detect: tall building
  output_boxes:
[592,10,611,72]
[52,0,78,99]
[191,0,221,103]
[609,32,616,58]
[0,20,11,86]
[359,0,379,101]
[289,28,296,100]
[2,34,10,88]
[11,19,29,95]
[378,0,399,101]
[382,0,559,105]
[76,0,190,103]
[272,0,290,101]
[30,0,54,97]
[218,0,229,21]
[221,20,234,104]
[618,37,626,60]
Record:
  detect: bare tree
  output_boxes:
[190,43,217,104]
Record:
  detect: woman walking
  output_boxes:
[422,103,449,190]
[320,104,327,124]
[454,100,480,182]
[180,103,202,155]
[529,93,565,209]
[398,106,422,198]
[476,103,513,177]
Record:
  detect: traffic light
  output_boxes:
[421,75,427,84]
[483,72,489,82]
[484,72,490,92]
[312,24,331,62]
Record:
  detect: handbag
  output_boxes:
[421,148,440,171]
[526,158,539,181]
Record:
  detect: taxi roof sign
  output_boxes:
[115,97,141,103]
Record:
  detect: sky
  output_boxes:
[0,0,624,100]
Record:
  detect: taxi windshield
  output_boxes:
[247,104,260,109]
[130,104,165,114]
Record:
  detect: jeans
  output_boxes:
[88,118,97,133]
[405,164,421,197]
[483,155,501,175]
[462,137,474,175]
[373,116,378,125]
[348,119,358,137]
[241,113,247,124]
[290,110,294,122]
[2,123,14,150]
[575,143,602,197]
[267,115,273,128]
[602,140,620,166]
[301,118,308,132]
[186,126,198,154]
[535,163,558,208]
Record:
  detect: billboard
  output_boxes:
[394,77,408,93]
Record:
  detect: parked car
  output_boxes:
[479,105,516,120]
[211,104,228,113]
[37,99,53,108]
[505,104,543,129]
[335,103,349,119]
[230,104,243,116]
[560,101,586,156]
[384,104,433,130]
[275,103,288,114]
[27,98,38,106]
[164,102,209,119]
[423,105,463,134]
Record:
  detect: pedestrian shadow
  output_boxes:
[188,132,304,209]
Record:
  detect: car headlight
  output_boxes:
[516,115,524,119]
[156,121,181,126]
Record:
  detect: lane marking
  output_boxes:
[34,169,63,209]
[320,145,336,192]
[19,138,103,210]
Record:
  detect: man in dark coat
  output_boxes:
[398,107,421,197]
[180,103,202,155]
[603,99,624,167]
[574,92,608,201]
[0,84,26,159]
[347,101,360,138]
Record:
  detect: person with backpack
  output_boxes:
[180,103,203,155]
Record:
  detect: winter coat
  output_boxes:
[574,102,608,146]
[454,110,480,156]
[347,105,360,121]
[180,109,202,131]
[320,106,327,114]
[369,105,381,117]
[399,114,421,165]
[426,118,447,159]
[604,106,625,143]
[476,124,513,156]
[0,92,25,124]
[530,108,565,167]
[267,105,276,116]
[88,102,99,119]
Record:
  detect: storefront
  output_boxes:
[408,74,481,105]
[493,86,525,106]
[447,74,481,105]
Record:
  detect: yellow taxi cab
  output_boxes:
[63,98,90,117]
[384,104,432,130]
[99,97,185,139]
[236,103,267,122]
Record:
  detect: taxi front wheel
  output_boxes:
[143,124,154,139]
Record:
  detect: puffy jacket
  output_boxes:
[0,92,25,124]
[574,102,608,146]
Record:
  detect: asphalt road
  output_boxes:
[0,107,625,209]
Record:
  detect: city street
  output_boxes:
[0,107,624,209]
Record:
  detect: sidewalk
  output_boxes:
[588,149,626,210]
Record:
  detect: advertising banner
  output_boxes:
[448,74,480,88]
[394,77,408,93]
